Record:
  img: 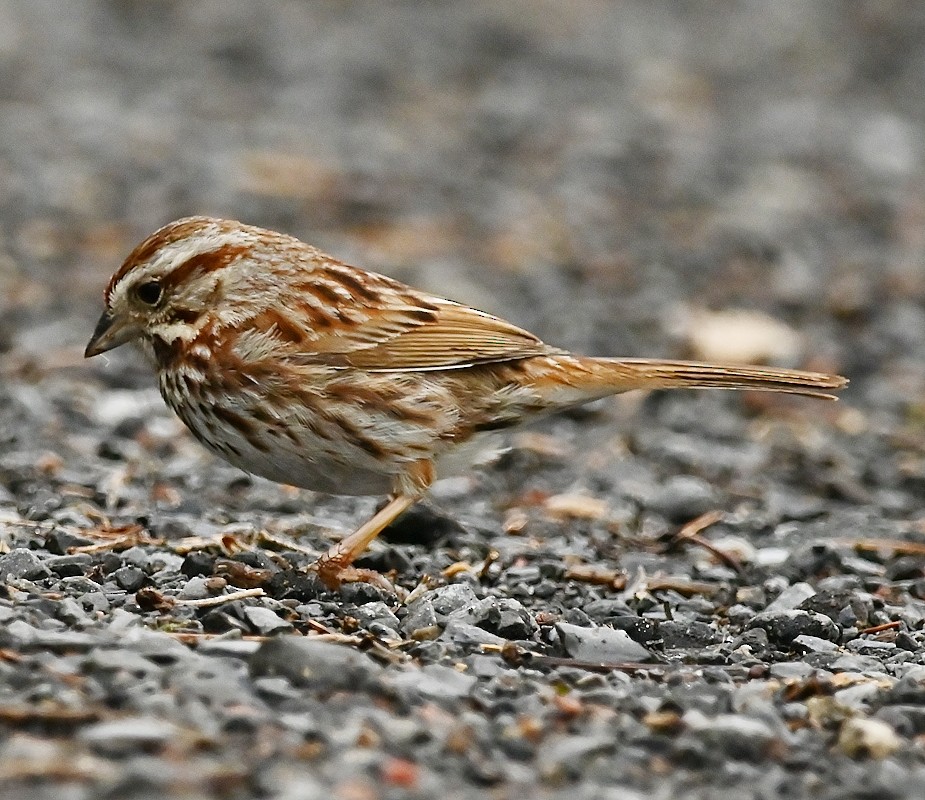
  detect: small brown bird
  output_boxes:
[86,217,847,586]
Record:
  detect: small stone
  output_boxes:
[537,735,615,780]
[845,639,896,655]
[0,548,50,582]
[765,582,816,612]
[874,705,925,736]
[176,577,213,600]
[85,648,162,676]
[79,717,178,756]
[768,662,815,680]
[583,599,636,623]
[119,547,152,571]
[450,597,537,640]
[353,601,400,631]
[837,717,903,759]
[562,608,593,627]
[384,664,476,701]
[658,620,720,649]
[747,610,840,645]
[834,682,883,709]
[544,492,609,520]
[339,580,394,605]
[429,584,479,618]
[442,621,506,648]
[45,553,92,577]
[800,589,868,624]
[44,528,93,555]
[22,629,101,650]
[60,575,103,594]
[252,676,303,702]
[198,639,262,658]
[401,596,438,635]
[682,711,777,761]
[366,622,401,641]
[754,547,790,568]
[250,637,381,690]
[647,475,718,522]
[555,622,654,663]
[56,597,91,625]
[884,675,925,704]
[201,609,251,635]
[107,609,143,631]
[79,592,110,613]
[792,635,839,653]
[610,616,661,645]
[181,552,216,577]
[266,570,325,602]
[830,654,885,672]
[503,565,542,585]
[242,606,293,636]
[112,565,146,592]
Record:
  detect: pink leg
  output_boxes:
[314,493,420,588]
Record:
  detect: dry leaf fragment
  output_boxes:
[544,493,609,521]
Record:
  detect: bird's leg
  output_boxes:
[314,461,433,589]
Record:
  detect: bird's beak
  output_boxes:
[84,311,141,357]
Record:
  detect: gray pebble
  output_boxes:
[79,717,178,756]
[682,711,778,761]
[79,591,110,613]
[242,605,293,636]
[45,553,92,577]
[442,620,507,647]
[792,635,839,653]
[113,565,146,592]
[119,547,152,570]
[384,663,477,701]
[768,662,816,680]
[765,582,816,612]
[401,596,438,635]
[56,597,91,625]
[555,622,654,663]
[831,654,890,672]
[176,577,214,600]
[44,528,94,555]
[0,548,50,582]
[845,639,897,655]
[352,601,400,630]
[747,610,840,644]
[197,639,262,658]
[429,583,480,617]
[250,637,381,690]
[85,647,162,677]
[647,475,718,522]
[449,596,537,639]
[537,734,615,780]
[659,620,721,649]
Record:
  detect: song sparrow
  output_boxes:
[85,217,847,586]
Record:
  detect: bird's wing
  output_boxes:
[252,257,555,371]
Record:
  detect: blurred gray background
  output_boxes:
[3,0,923,406]
[3,6,925,798]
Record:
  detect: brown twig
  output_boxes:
[174,588,266,607]
[672,510,745,577]
[858,620,901,635]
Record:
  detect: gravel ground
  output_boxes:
[2,2,925,798]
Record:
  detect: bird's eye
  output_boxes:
[135,281,163,306]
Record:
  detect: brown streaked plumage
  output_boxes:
[85,216,848,587]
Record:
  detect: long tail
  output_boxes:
[582,358,848,400]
